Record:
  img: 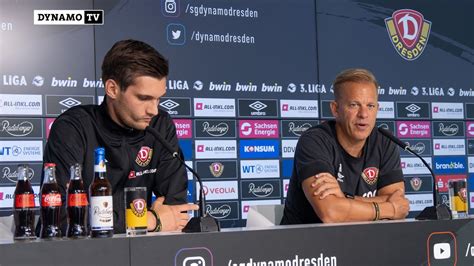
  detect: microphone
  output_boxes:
[145,126,220,232]
[377,127,451,220]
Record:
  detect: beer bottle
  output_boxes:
[40,163,62,239]
[13,164,36,240]
[89,147,113,238]
[67,163,88,238]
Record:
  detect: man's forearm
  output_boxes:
[354,195,389,203]
[317,196,395,223]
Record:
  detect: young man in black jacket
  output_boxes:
[43,39,198,234]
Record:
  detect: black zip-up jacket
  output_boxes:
[40,100,187,234]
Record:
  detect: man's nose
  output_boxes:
[358,106,369,118]
[147,101,159,116]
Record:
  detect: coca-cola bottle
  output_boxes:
[13,164,36,240]
[67,163,88,238]
[89,147,113,238]
[40,163,62,239]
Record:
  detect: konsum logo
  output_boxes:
[385,9,431,61]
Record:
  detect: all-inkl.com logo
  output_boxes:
[385,9,432,61]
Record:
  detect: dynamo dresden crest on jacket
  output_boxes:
[385,9,432,61]
[135,146,153,167]
[361,167,379,186]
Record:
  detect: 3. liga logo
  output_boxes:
[385,9,432,61]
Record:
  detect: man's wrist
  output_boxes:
[378,202,395,220]
[149,209,162,232]
[344,192,355,199]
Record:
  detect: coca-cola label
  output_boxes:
[68,193,88,207]
[89,196,113,230]
[41,193,62,207]
[14,194,35,208]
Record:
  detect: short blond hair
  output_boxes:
[333,68,378,101]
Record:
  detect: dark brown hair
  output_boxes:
[101,39,169,91]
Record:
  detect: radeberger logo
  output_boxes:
[385,9,431,61]
[206,204,231,219]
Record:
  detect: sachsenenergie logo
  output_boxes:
[34,10,104,25]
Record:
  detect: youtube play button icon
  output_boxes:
[434,243,451,259]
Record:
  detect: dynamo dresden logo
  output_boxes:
[209,162,224,178]
[361,167,379,186]
[385,9,432,61]
[410,177,422,191]
[135,146,153,167]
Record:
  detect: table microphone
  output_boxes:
[377,127,451,220]
[145,126,220,232]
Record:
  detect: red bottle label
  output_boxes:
[15,194,35,208]
[41,193,62,207]
[68,193,88,207]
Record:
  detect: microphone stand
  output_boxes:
[146,127,220,232]
[409,148,451,220]
[378,127,451,220]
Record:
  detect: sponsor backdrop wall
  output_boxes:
[0,0,473,227]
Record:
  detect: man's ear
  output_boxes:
[104,79,120,99]
[330,101,339,118]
